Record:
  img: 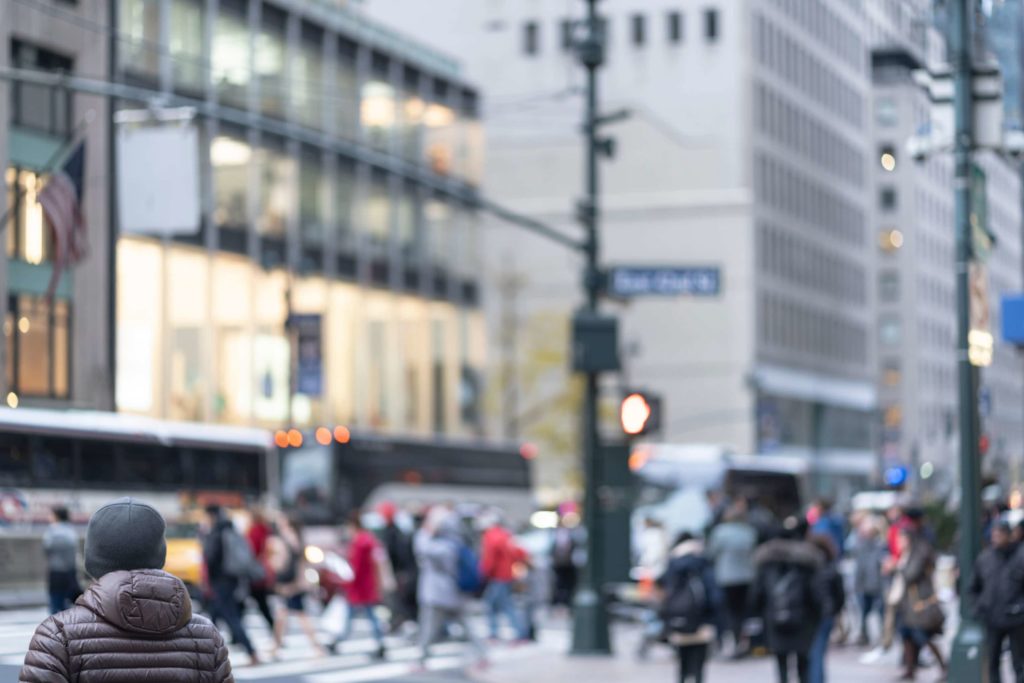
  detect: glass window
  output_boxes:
[7,295,70,400]
[879,186,897,210]
[210,134,251,229]
[170,0,204,91]
[30,437,75,484]
[524,21,540,55]
[423,95,456,176]
[880,316,902,346]
[875,96,898,126]
[212,7,249,108]
[632,14,646,46]
[336,47,359,140]
[79,440,117,484]
[400,82,425,163]
[256,142,295,237]
[425,195,451,268]
[396,183,420,257]
[11,41,73,136]
[119,0,160,78]
[0,434,32,486]
[299,149,325,245]
[668,11,683,43]
[561,19,575,51]
[362,79,397,151]
[281,444,333,510]
[5,168,54,264]
[335,160,356,249]
[361,172,391,244]
[705,8,719,41]
[256,21,286,118]
[879,270,900,301]
[294,35,325,129]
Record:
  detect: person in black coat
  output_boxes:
[658,533,721,683]
[972,521,1024,683]
[751,516,824,683]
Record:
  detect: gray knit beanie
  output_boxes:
[84,497,167,579]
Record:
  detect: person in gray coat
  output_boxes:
[707,500,758,656]
[42,506,80,615]
[414,507,487,668]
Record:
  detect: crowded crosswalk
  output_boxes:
[0,607,563,683]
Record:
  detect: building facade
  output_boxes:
[0,0,114,412]
[361,0,879,499]
[3,0,488,439]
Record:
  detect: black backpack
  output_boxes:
[769,566,807,631]
[661,568,709,635]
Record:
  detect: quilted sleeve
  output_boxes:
[212,627,234,683]
[19,618,70,683]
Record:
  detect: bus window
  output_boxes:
[225,452,261,491]
[121,444,178,487]
[80,440,118,484]
[194,449,230,490]
[30,437,75,484]
[0,433,32,486]
[281,444,331,511]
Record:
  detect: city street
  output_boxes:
[0,606,925,683]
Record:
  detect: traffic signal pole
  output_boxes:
[948,0,985,678]
[571,0,612,655]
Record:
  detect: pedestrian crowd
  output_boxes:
[23,496,550,682]
[645,497,974,683]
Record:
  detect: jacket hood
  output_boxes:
[671,539,705,558]
[754,539,823,569]
[80,569,192,635]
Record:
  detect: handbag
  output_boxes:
[908,585,945,633]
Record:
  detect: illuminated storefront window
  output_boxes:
[362,79,396,151]
[5,168,53,264]
[5,295,70,400]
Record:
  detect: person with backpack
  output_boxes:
[751,516,823,683]
[706,500,758,658]
[971,521,1024,682]
[808,535,846,683]
[203,504,259,665]
[269,513,326,658]
[21,497,234,682]
[480,512,528,641]
[657,533,719,683]
[328,511,387,659]
[414,507,487,669]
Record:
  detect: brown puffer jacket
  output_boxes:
[20,569,233,683]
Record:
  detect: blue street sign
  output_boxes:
[608,266,721,298]
[979,386,992,419]
[1002,295,1024,344]
[291,314,323,397]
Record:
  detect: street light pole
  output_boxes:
[948,0,986,678]
[571,0,612,655]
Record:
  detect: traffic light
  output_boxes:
[620,390,662,436]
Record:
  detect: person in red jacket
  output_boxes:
[246,508,278,636]
[480,513,527,641]
[328,511,387,659]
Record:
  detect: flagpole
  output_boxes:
[0,109,95,231]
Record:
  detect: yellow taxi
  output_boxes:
[163,522,204,597]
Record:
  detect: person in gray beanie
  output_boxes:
[20,497,237,682]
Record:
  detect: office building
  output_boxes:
[3,0,487,438]
[362,0,878,498]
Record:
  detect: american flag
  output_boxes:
[39,141,87,301]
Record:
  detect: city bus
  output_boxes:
[0,407,274,525]
[277,428,534,527]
